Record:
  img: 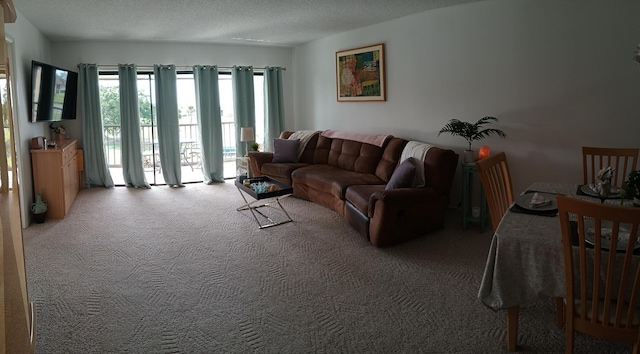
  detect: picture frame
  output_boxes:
[335,43,386,102]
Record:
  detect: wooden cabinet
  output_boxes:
[31,139,81,219]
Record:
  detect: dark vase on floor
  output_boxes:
[33,212,46,224]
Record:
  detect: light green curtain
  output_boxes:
[263,67,285,152]
[232,66,255,157]
[78,63,114,188]
[193,65,224,184]
[153,64,183,187]
[119,64,150,189]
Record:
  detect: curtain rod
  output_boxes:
[95,64,286,71]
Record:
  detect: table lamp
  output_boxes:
[240,127,254,156]
[478,145,491,160]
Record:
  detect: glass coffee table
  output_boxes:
[234,176,293,229]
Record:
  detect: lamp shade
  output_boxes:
[240,127,254,142]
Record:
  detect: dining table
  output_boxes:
[477,182,633,351]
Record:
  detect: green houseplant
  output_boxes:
[623,170,640,206]
[438,116,507,162]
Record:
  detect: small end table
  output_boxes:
[461,162,490,232]
[236,156,252,178]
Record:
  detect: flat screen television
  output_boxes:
[30,60,78,122]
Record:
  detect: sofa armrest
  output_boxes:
[247,151,274,177]
[367,187,449,247]
[368,188,439,218]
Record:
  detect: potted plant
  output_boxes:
[623,170,640,206]
[31,193,48,223]
[438,116,507,163]
[250,142,260,152]
[49,122,66,140]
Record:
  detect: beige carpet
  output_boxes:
[23,181,630,353]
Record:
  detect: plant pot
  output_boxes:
[463,150,477,163]
[33,212,46,224]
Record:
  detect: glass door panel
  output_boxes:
[98,74,125,185]
[138,73,163,185]
[176,73,202,183]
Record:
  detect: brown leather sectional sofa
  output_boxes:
[248,130,459,247]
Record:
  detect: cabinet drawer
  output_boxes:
[61,141,77,165]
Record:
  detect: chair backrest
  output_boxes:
[557,196,640,345]
[582,147,639,187]
[475,152,514,232]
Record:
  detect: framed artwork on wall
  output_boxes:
[335,43,386,102]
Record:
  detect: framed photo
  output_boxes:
[336,43,386,102]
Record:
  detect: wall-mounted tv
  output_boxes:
[30,60,78,122]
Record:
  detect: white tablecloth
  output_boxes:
[477,182,631,310]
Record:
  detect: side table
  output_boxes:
[461,162,489,232]
[236,156,252,178]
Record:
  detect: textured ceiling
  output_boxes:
[12,0,485,47]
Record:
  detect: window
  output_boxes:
[98,69,265,185]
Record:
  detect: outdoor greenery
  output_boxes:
[99,86,197,129]
[438,116,507,151]
[100,86,154,126]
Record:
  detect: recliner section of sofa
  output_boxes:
[248,130,459,247]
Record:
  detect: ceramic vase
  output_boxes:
[463,150,477,163]
[31,193,48,223]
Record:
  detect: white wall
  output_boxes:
[50,41,293,143]
[6,0,640,224]
[293,0,640,206]
[5,10,52,226]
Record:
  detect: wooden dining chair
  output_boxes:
[475,152,514,233]
[557,195,640,354]
[582,147,639,187]
[476,152,522,349]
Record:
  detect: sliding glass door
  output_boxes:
[98,69,265,185]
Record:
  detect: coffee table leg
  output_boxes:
[236,187,293,229]
[274,197,293,223]
[236,187,265,227]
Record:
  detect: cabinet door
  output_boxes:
[62,154,79,215]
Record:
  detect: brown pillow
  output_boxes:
[386,157,417,190]
[272,138,300,163]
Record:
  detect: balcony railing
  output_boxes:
[103,122,236,167]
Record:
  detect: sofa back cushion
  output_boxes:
[312,135,407,182]
[312,136,380,174]
[376,138,408,182]
[422,147,459,195]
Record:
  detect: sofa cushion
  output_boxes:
[385,157,417,190]
[292,165,385,200]
[272,138,300,163]
[261,162,309,185]
[345,184,386,215]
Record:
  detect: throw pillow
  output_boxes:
[272,138,301,163]
[386,157,417,190]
